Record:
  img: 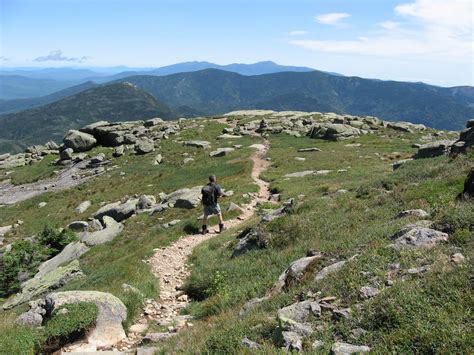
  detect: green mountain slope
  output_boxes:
[0,83,173,153]
[116,69,474,130]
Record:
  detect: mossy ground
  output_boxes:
[0,120,472,353]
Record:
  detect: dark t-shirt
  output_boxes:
[208,182,223,204]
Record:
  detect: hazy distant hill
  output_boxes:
[0,81,99,114]
[114,69,474,130]
[0,75,77,100]
[0,83,172,153]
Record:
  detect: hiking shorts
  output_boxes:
[203,203,221,216]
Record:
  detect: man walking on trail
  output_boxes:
[201,175,225,234]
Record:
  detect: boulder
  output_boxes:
[209,147,235,157]
[35,242,89,278]
[309,123,361,141]
[0,225,13,237]
[390,227,448,249]
[153,153,163,165]
[45,290,127,349]
[270,254,322,295]
[459,168,474,200]
[298,147,321,152]
[80,217,124,246]
[16,309,44,327]
[392,158,413,170]
[414,140,455,159]
[314,260,347,281]
[2,260,83,310]
[174,186,202,209]
[217,134,242,139]
[262,198,294,223]
[284,170,314,178]
[137,195,156,209]
[459,126,474,148]
[282,331,303,352]
[94,200,137,222]
[63,130,97,152]
[277,300,321,324]
[332,342,370,354]
[144,117,164,127]
[75,200,91,214]
[387,122,413,132]
[59,148,74,161]
[183,140,211,149]
[135,138,155,155]
[360,286,380,299]
[242,338,261,349]
[232,228,266,257]
[113,145,125,157]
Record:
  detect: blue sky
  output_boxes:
[0,0,472,86]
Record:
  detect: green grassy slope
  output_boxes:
[0,83,174,153]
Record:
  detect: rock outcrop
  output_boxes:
[63,130,97,152]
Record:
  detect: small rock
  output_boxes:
[332,342,370,354]
[312,340,324,349]
[242,337,261,349]
[38,202,47,208]
[75,200,91,214]
[407,265,430,274]
[154,154,163,165]
[360,286,380,299]
[397,209,429,218]
[451,253,465,264]
[113,145,125,157]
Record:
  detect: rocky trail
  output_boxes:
[0,158,107,206]
[108,139,271,351]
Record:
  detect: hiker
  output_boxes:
[201,175,225,234]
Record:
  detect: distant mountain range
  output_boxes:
[0,83,171,153]
[0,61,317,100]
[0,65,473,153]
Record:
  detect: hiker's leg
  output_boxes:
[202,213,209,233]
[217,213,224,224]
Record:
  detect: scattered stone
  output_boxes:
[277,300,321,323]
[397,209,429,218]
[142,332,176,343]
[154,153,163,165]
[0,225,13,237]
[262,198,294,223]
[333,308,351,320]
[184,140,211,149]
[227,202,244,212]
[67,221,89,232]
[242,337,261,349]
[75,200,91,214]
[451,253,465,264]
[94,200,137,222]
[249,143,266,150]
[312,340,324,349]
[284,170,314,178]
[137,195,156,210]
[360,286,380,299]
[59,148,74,161]
[80,216,124,246]
[113,145,125,157]
[63,130,97,152]
[209,147,235,157]
[282,331,303,352]
[217,134,242,139]
[295,157,306,161]
[332,342,370,354]
[183,157,194,164]
[314,260,347,281]
[298,147,321,152]
[390,227,448,249]
[135,138,155,155]
[38,202,47,208]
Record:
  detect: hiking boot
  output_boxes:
[202,225,209,235]
[218,223,225,233]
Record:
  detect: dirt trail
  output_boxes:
[114,137,271,350]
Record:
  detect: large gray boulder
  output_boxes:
[232,228,266,257]
[389,227,448,248]
[75,200,91,214]
[94,200,137,222]
[45,291,127,349]
[173,186,202,209]
[278,300,321,324]
[35,242,89,278]
[414,140,455,159]
[63,130,97,152]
[314,260,347,281]
[80,216,124,246]
[3,260,83,310]
[209,147,235,157]
[308,123,361,141]
[134,138,155,155]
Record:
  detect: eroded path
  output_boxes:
[114,139,270,350]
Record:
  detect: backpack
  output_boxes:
[201,184,216,206]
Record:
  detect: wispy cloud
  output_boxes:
[34,50,89,63]
[315,12,351,26]
[0,56,9,62]
[292,0,472,63]
[288,30,308,36]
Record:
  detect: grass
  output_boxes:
[0,118,472,353]
[156,130,473,353]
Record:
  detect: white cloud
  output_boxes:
[292,0,473,63]
[378,21,401,30]
[0,56,8,61]
[288,30,308,36]
[315,12,351,26]
[34,50,89,63]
